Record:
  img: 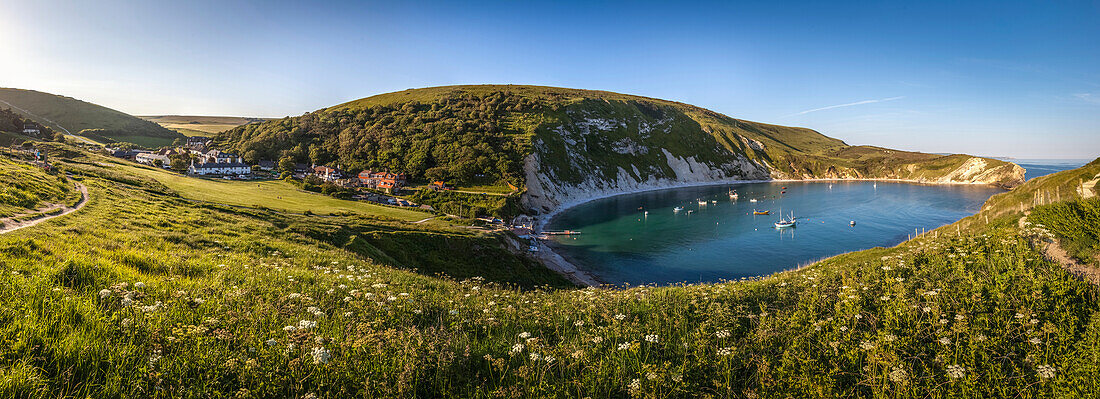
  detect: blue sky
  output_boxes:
[1,0,1098,158]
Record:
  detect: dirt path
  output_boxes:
[0,182,88,234]
[1019,215,1100,285]
[411,216,438,224]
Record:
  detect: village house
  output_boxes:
[357,170,407,192]
[313,165,342,182]
[187,136,211,149]
[256,160,276,171]
[22,122,40,136]
[187,159,251,176]
[135,152,171,168]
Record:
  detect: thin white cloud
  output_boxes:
[793,96,906,116]
[1074,93,1100,105]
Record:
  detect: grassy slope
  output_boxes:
[0,149,1097,396]
[98,159,432,221]
[295,85,1023,188]
[140,115,268,136]
[0,157,75,218]
[0,88,183,147]
[1030,197,1100,267]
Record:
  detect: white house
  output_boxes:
[22,122,40,136]
[135,152,171,168]
[187,160,251,176]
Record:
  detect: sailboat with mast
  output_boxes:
[774,209,796,228]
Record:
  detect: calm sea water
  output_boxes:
[547,160,1089,286]
[545,181,1004,285]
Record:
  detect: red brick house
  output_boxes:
[357,170,407,192]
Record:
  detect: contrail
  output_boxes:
[793,96,905,116]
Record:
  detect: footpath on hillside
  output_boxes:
[1020,214,1100,286]
[0,181,88,234]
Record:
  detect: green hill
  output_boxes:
[0,137,1096,397]
[0,88,184,148]
[216,85,1023,216]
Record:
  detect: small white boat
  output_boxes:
[711,200,717,204]
[774,211,796,229]
[749,198,758,203]
[698,200,707,206]
[729,191,739,199]
[644,211,649,215]
[673,206,684,212]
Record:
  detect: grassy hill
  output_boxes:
[0,134,1097,396]
[0,156,76,218]
[139,115,269,137]
[0,88,183,148]
[216,85,1023,217]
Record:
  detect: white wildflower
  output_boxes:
[1037,364,1056,379]
[644,334,659,343]
[310,347,331,364]
[946,364,966,379]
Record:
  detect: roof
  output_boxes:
[191,162,250,169]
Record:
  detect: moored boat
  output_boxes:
[753,210,770,215]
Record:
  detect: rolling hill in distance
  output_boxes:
[138,115,270,137]
[0,88,183,148]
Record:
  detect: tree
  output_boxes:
[278,156,296,175]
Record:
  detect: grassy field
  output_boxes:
[97,160,432,221]
[0,156,77,218]
[0,146,1097,396]
[139,115,267,136]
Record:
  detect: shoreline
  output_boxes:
[532,176,1010,287]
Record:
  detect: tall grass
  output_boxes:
[0,160,1098,397]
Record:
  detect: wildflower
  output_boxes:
[591,336,603,344]
[518,332,531,339]
[646,372,657,380]
[297,320,317,329]
[544,355,555,364]
[307,307,325,318]
[715,330,731,339]
[955,314,966,321]
[882,334,897,342]
[859,341,875,351]
[617,342,632,351]
[946,364,966,379]
[614,313,627,321]
[644,334,659,343]
[627,378,641,393]
[529,352,540,361]
[717,347,733,356]
[574,320,584,327]
[1029,337,1042,345]
[134,282,146,289]
[1030,318,1039,325]
[973,334,987,342]
[283,325,297,333]
[839,326,848,332]
[265,339,278,346]
[921,307,931,313]
[1037,364,1056,379]
[310,347,331,364]
[889,367,909,383]
[938,337,952,345]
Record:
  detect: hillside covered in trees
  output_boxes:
[217,86,1022,193]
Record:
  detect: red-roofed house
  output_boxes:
[357,170,407,192]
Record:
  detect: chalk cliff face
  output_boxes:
[519,98,1025,216]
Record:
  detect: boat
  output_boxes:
[753,210,770,215]
[774,211,796,228]
[749,198,758,203]
[687,210,695,214]
[644,211,649,215]
[698,200,708,206]
[849,220,856,226]
[711,200,717,204]
[729,190,739,199]
[673,206,684,212]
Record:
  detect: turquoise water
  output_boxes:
[545,181,1004,285]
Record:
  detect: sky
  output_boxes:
[1,0,1098,159]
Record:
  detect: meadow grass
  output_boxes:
[0,151,1098,397]
[101,160,431,221]
[0,157,76,218]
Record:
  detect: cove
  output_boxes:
[544,181,1004,286]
